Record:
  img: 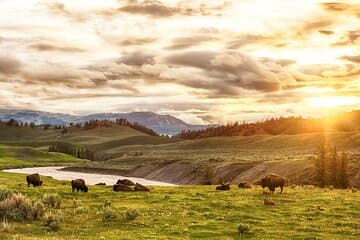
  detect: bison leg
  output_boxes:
[280,185,283,193]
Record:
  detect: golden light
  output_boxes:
[307,96,360,108]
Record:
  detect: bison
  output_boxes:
[26,173,43,187]
[71,179,88,192]
[216,183,230,191]
[259,174,288,194]
[95,183,106,186]
[238,181,252,189]
[264,199,275,206]
[116,179,135,186]
[134,183,150,192]
[113,183,132,192]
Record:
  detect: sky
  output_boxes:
[0,0,359,124]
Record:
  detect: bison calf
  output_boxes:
[71,179,88,192]
[26,173,43,187]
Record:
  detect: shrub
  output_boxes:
[2,218,12,233]
[237,224,250,236]
[42,194,62,208]
[43,211,63,231]
[123,208,139,221]
[0,189,13,201]
[101,207,118,222]
[32,201,45,219]
[0,193,33,221]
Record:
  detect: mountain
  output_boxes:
[0,109,207,135]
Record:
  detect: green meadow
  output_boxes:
[0,172,359,240]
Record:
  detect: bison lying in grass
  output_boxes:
[116,179,135,186]
[71,179,88,192]
[216,183,230,191]
[26,173,43,187]
[113,183,132,192]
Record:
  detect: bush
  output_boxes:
[2,218,12,233]
[0,193,33,221]
[0,189,13,201]
[237,224,250,236]
[32,201,45,219]
[101,207,118,222]
[43,211,63,231]
[123,208,139,221]
[42,194,62,208]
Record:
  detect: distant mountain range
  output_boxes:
[0,109,208,135]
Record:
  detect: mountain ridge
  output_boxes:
[0,109,207,135]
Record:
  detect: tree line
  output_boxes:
[179,111,360,139]
[314,139,349,188]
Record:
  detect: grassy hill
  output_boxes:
[0,123,359,186]
[0,172,359,239]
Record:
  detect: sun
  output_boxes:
[307,96,360,108]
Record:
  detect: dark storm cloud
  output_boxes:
[117,0,230,18]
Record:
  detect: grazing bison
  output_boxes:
[116,179,135,186]
[134,183,150,192]
[71,179,88,192]
[26,173,43,187]
[216,183,230,191]
[113,183,132,192]
[260,174,288,194]
[238,181,252,189]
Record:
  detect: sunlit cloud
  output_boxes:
[0,0,359,123]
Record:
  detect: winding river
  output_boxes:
[2,166,176,186]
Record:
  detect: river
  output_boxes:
[2,166,176,186]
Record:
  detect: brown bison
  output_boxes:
[71,179,88,192]
[134,183,150,192]
[116,179,135,186]
[113,183,132,192]
[26,173,43,187]
[259,174,288,194]
[238,181,252,189]
[216,183,230,191]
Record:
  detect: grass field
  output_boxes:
[0,144,86,170]
[0,172,359,239]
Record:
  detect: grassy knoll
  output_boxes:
[0,144,86,170]
[0,172,359,240]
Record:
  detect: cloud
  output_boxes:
[166,35,218,50]
[0,55,21,74]
[118,37,156,46]
[333,30,360,46]
[117,52,155,66]
[117,0,230,18]
[28,42,84,52]
[340,55,360,63]
[321,2,360,18]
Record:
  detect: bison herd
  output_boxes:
[25,173,150,193]
[25,173,288,196]
[216,174,289,194]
